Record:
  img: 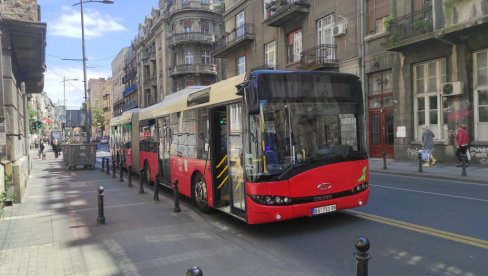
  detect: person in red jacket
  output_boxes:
[456,124,469,166]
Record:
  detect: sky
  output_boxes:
[39,0,156,109]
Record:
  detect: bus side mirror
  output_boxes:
[244,85,260,115]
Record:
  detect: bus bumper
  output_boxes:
[246,189,369,224]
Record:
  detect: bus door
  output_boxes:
[227,103,246,215]
[210,107,230,208]
[158,116,171,186]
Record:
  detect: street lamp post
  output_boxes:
[73,0,114,142]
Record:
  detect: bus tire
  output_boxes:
[144,161,152,186]
[193,173,210,213]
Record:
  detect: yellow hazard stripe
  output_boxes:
[216,165,228,179]
[217,175,229,189]
[216,155,227,169]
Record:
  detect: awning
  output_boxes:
[3,18,46,94]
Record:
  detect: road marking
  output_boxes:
[372,172,488,186]
[371,184,488,202]
[348,210,488,249]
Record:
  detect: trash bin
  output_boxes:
[62,144,97,170]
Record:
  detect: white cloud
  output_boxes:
[49,6,126,39]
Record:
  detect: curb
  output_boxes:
[370,169,488,185]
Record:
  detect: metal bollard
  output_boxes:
[186,266,203,276]
[173,179,181,213]
[139,168,145,193]
[128,165,133,187]
[112,160,116,178]
[106,158,110,175]
[101,157,105,172]
[382,152,387,170]
[354,236,371,276]
[461,154,467,177]
[97,186,106,225]
[119,162,124,182]
[417,151,423,173]
[153,173,160,201]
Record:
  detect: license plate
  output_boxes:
[312,204,336,216]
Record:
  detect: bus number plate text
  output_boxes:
[312,204,336,216]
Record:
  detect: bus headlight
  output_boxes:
[249,195,292,206]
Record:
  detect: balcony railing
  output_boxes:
[168,32,215,47]
[123,83,137,98]
[387,6,433,43]
[264,0,310,27]
[299,44,338,69]
[122,69,137,84]
[169,63,217,77]
[168,1,224,16]
[213,24,255,58]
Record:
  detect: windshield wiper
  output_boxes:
[276,159,312,180]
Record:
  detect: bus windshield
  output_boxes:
[246,98,365,182]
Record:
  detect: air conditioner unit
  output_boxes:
[332,23,346,37]
[441,81,463,96]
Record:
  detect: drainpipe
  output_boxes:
[359,0,367,149]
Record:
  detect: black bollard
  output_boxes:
[97,186,106,225]
[186,266,203,276]
[153,173,160,201]
[461,154,467,177]
[119,162,124,182]
[354,236,371,276]
[382,152,387,170]
[139,169,145,193]
[101,157,105,172]
[112,160,116,178]
[417,151,423,173]
[173,179,181,213]
[128,165,133,187]
[106,158,110,175]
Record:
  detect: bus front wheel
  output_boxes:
[193,173,210,213]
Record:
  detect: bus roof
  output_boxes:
[110,108,140,126]
[139,75,244,121]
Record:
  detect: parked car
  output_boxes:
[100,136,109,144]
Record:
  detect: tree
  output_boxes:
[91,100,105,131]
[28,104,39,134]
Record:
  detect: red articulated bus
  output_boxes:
[138,70,370,224]
[109,109,140,173]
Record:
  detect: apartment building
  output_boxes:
[380,0,488,163]
[112,47,129,116]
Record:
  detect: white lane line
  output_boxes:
[371,184,488,202]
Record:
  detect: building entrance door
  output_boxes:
[369,109,394,157]
[367,70,394,158]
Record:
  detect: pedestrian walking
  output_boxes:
[422,125,436,166]
[456,124,469,167]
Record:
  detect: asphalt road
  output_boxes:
[196,173,488,275]
[94,145,487,275]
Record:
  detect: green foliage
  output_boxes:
[91,100,105,129]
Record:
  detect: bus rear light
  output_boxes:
[250,195,291,206]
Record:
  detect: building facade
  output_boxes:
[112,47,129,117]
[88,78,108,139]
[0,0,46,202]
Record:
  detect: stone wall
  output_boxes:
[0,0,39,21]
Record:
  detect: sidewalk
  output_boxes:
[0,153,304,276]
[369,158,488,184]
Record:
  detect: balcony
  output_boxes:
[264,0,310,27]
[169,63,217,77]
[384,7,433,50]
[213,24,255,58]
[168,0,223,18]
[123,83,137,98]
[299,44,338,70]
[168,32,215,47]
[122,69,137,84]
[122,100,138,112]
